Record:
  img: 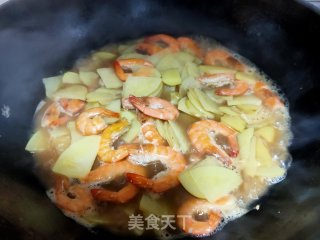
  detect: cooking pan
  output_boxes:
[0,0,319,239]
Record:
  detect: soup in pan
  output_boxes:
[25,34,292,238]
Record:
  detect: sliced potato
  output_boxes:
[221,115,246,132]
[185,98,203,118]
[174,51,195,64]
[255,125,276,143]
[256,164,285,178]
[193,88,221,114]
[122,119,141,143]
[52,135,101,178]
[179,170,206,198]
[218,106,239,116]
[236,104,259,113]
[181,62,200,80]
[156,54,182,72]
[255,137,272,166]
[168,120,190,153]
[67,121,84,144]
[179,76,201,97]
[149,82,163,97]
[155,120,167,140]
[25,129,49,152]
[243,136,259,176]
[92,51,116,61]
[86,88,121,105]
[53,85,88,100]
[241,107,272,125]
[178,97,192,116]
[235,72,259,85]
[79,71,99,87]
[187,90,215,118]
[85,102,101,110]
[161,68,181,86]
[48,127,71,154]
[120,110,138,122]
[237,127,254,161]
[179,165,242,202]
[97,68,123,89]
[105,99,121,113]
[42,76,62,99]
[122,76,162,98]
[227,95,262,106]
[62,72,81,84]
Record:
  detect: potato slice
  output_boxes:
[237,127,254,162]
[221,115,246,132]
[120,110,138,122]
[255,125,276,143]
[161,68,182,86]
[67,121,84,144]
[179,170,206,198]
[48,127,71,154]
[52,135,101,178]
[243,136,259,176]
[156,54,182,72]
[62,72,81,84]
[174,51,195,64]
[193,88,221,115]
[105,99,121,113]
[187,89,215,119]
[97,68,123,89]
[92,51,116,61]
[25,129,49,152]
[179,165,242,202]
[256,164,285,178]
[42,76,62,99]
[122,76,162,98]
[235,72,259,85]
[181,62,200,80]
[122,119,141,143]
[218,106,239,116]
[53,85,88,100]
[227,94,262,106]
[168,120,190,153]
[79,71,99,87]
[178,97,192,116]
[255,137,272,166]
[86,88,121,105]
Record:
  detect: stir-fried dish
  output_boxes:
[25,34,292,238]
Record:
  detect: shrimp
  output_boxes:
[41,102,69,128]
[58,98,85,116]
[97,119,130,162]
[188,120,239,165]
[254,81,283,109]
[113,58,153,81]
[176,198,222,237]
[198,73,249,96]
[126,144,186,193]
[136,34,180,55]
[177,37,203,59]
[129,95,179,120]
[204,49,245,71]
[140,121,166,145]
[85,160,147,203]
[76,107,119,136]
[54,176,93,213]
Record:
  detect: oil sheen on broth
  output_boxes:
[25,34,292,239]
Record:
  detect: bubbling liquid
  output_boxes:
[26,35,292,239]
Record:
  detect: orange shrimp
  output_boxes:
[126,144,186,193]
[129,95,179,120]
[76,107,119,135]
[176,198,222,237]
[136,42,163,55]
[58,98,85,116]
[188,120,239,165]
[41,102,69,128]
[113,58,153,81]
[85,160,147,203]
[177,37,203,59]
[136,34,180,55]
[215,81,249,96]
[204,49,245,71]
[54,176,93,213]
[97,119,130,162]
[140,121,166,145]
[254,81,283,109]
[198,73,249,96]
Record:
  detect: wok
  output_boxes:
[0,0,319,239]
